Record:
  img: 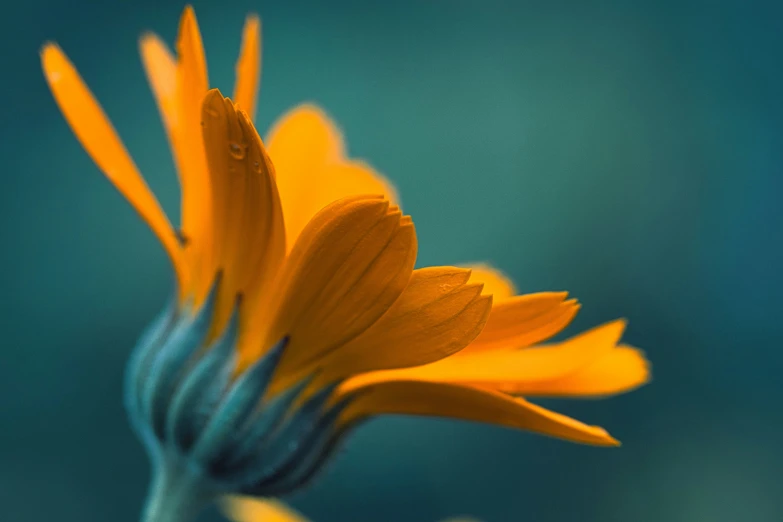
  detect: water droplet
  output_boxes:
[229,142,246,160]
[205,107,220,119]
[253,161,261,172]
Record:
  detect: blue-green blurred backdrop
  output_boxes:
[1,0,781,521]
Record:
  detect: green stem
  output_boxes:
[140,456,214,522]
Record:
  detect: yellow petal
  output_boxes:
[513,345,651,398]
[40,43,187,292]
[139,32,178,144]
[175,6,213,303]
[311,267,493,387]
[267,105,397,245]
[461,292,580,352]
[258,197,417,390]
[466,264,517,300]
[200,89,286,338]
[338,380,619,446]
[233,14,262,122]
[222,496,309,522]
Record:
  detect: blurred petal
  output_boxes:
[222,496,309,522]
[311,267,493,387]
[462,292,580,352]
[338,380,619,446]
[267,105,397,245]
[139,33,178,140]
[466,264,517,300]
[233,14,261,122]
[258,197,417,388]
[40,43,186,291]
[200,90,285,338]
[514,345,650,398]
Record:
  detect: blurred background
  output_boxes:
[1,0,781,521]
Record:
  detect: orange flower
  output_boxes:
[40,5,649,522]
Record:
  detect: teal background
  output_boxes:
[1,0,781,521]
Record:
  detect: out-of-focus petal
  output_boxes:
[233,14,261,122]
[267,105,397,245]
[40,43,187,291]
[466,264,517,300]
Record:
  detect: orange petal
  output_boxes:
[222,497,309,522]
[345,319,628,392]
[233,14,262,122]
[139,32,178,145]
[200,89,286,338]
[40,43,186,292]
[337,380,619,446]
[513,345,651,398]
[461,292,580,352]
[466,264,517,300]
[311,267,493,387]
[175,6,213,303]
[259,197,417,390]
[267,105,397,245]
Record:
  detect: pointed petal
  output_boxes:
[233,14,261,122]
[40,43,186,290]
[258,197,417,390]
[267,105,397,245]
[513,345,651,398]
[337,380,619,446]
[175,6,213,302]
[367,319,628,387]
[466,264,517,300]
[222,497,309,522]
[311,267,493,387]
[139,33,178,142]
[461,292,580,352]
[200,90,286,336]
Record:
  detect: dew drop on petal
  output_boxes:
[229,142,246,160]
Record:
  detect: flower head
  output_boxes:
[41,5,649,522]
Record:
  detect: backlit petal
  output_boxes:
[466,264,517,300]
[267,105,397,245]
[200,90,286,338]
[259,197,417,390]
[233,15,261,122]
[513,345,650,398]
[461,292,580,352]
[222,497,309,522]
[40,43,186,291]
[337,380,619,446]
[311,267,493,387]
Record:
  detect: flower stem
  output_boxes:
[140,457,213,522]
